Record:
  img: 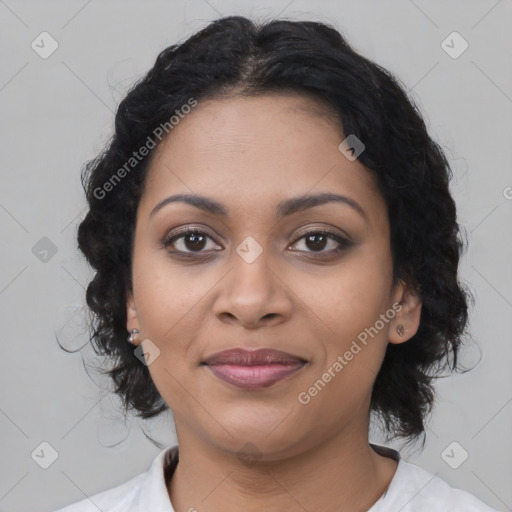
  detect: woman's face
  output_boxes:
[127,93,420,459]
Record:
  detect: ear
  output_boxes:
[126,288,141,346]
[388,278,422,345]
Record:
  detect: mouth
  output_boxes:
[201,348,308,390]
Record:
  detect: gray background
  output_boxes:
[1,1,511,511]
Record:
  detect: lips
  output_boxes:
[203,348,306,366]
[202,348,308,390]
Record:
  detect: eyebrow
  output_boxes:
[149,192,367,221]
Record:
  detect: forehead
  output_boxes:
[139,94,386,229]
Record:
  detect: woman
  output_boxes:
[54,15,498,512]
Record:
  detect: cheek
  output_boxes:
[299,247,393,337]
[132,247,211,336]
[131,262,202,410]
[295,272,393,419]
[296,247,394,395]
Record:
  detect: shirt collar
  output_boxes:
[126,443,399,511]
[370,443,401,461]
[125,445,179,512]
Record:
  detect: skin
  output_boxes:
[126,93,422,512]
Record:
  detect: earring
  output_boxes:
[397,324,408,337]
[127,329,140,344]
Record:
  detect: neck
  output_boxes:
[167,422,398,512]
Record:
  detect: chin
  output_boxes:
[206,423,305,461]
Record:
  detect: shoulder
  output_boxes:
[375,459,499,512]
[51,445,178,512]
[51,471,146,512]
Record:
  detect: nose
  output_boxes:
[213,248,293,330]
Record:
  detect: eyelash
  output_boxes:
[162,227,352,259]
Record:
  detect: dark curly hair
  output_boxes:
[72,15,473,446]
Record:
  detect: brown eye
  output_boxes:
[182,232,206,251]
[163,229,220,254]
[304,233,328,251]
[290,230,351,256]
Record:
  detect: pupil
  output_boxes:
[185,233,206,251]
[306,234,326,251]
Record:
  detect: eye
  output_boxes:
[162,227,352,258]
[163,228,221,254]
[289,229,351,256]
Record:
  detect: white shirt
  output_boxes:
[53,444,499,512]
